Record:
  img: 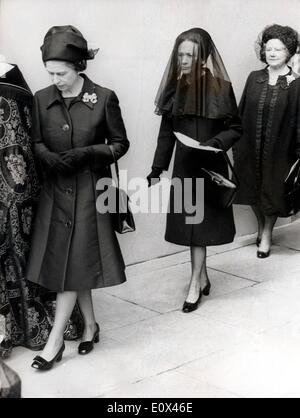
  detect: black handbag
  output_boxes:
[108,145,135,234]
[201,151,239,208]
[284,159,300,215]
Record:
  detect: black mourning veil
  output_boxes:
[155,28,238,119]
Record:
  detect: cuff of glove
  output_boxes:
[75,146,95,164]
[91,144,114,165]
[75,146,94,156]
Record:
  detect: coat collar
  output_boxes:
[256,67,269,83]
[46,74,96,109]
[256,66,294,84]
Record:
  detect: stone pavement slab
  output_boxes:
[4,221,300,398]
[103,263,255,314]
[207,244,300,282]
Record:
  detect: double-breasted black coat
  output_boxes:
[26,75,129,292]
[233,68,300,216]
[151,113,242,246]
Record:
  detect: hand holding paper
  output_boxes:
[174,131,222,152]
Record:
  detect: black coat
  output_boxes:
[233,68,300,216]
[26,75,129,292]
[152,113,242,246]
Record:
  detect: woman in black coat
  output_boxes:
[233,24,300,258]
[147,28,242,313]
[27,25,129,370]
[0,63,83,358]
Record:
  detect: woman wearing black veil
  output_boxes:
[147,28,242,312]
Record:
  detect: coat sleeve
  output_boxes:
[237,72,253,119]
[290,78,300,154]
[31,94,51,158]
[90,90,129,165]
[211,114,242,151]
[151,116,177,170]
[209,83,243,151]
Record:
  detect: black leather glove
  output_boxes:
[39,150,73,174]
[60,147,93,169]
[147,167,163,187]
[205,138,224,150]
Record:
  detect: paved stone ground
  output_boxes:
[5,220,300,398]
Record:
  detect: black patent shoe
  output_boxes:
[182,291,202,313]
[257,250,270,258]
[31,343,65,371]
[202,279,211,296]
[78,323,100,355]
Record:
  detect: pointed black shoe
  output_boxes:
[31,343,65,371]
[202,279,211,296]
[182,290,202,313]
[78,323,100,355]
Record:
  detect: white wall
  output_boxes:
[0,0,298,265]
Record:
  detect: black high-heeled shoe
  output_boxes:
[31,343,65,371]
[202,279,211,296]
[78,323,100,355]
[257,250,270,258]
[182,290,202,313]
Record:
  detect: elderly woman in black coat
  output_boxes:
[233,24,300,258]
[147,28,242,313]
[27,26,129,370]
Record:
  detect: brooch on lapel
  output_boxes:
[279,74,297,89]
[82,92,98,104]
[286,74,296,87]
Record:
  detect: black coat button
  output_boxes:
[66,188,73,195]
[62,124,70,131]
[65,220,72,228]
